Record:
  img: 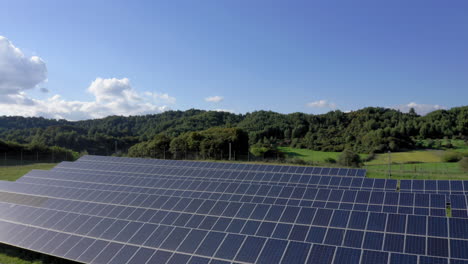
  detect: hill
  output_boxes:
[0,106,466,155]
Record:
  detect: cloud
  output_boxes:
[205,95,224,103]
[0,77,174,120]
[39,87,49,93]
[0,36,47,95]
[306,99,337,109]
[143,91,176,104]
[394,102,445,115]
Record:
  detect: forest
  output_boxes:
[0,106,466,159]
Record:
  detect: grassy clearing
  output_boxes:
[280,147,468,179]
[365,162,468,180]
[365,150,443,165]
[0,163,56,181]
[278,147,368,162]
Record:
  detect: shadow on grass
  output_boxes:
[0,243,79,264]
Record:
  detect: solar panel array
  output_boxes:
[0,155,467,264]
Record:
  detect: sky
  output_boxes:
[0,0,467,120]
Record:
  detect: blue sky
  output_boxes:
[0,0,467,120]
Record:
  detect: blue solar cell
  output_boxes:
[333,247,360,264]
[405,235,425,255]
[343,230,364,248]
[399,192,414,206]
[428,217,448,237]
[256,239,288,264]
[384,234,404,252]
[348,211,368,229]
[329,210,350,228]
[399,180,412,191]
[167,253,190,264]
[356,191,371,203]
[275,241,310,264]
[127,248,156,264]
[256,222,276,237]
[264,205,285,221]
[296,208,316,225]
[419,256,448,264]
[195,232,226,256]
[178,230,208,254]
[386,214,406,233]
[272,223,292,239]
[451,181,464,192]
[351,178,363,187]
[312,209,333,226]
[361,250,388,264]
[235,236,266,263]
[363,232,383,250]
[389,253,417,264]
[367,212,386,231]
[407,215,426,235]
[449,218,468,239]
[427,237,448,257]
[280,206,300,223]
[341,190,357,203]
[451,195,467,209]
[324,228,344,246]
[451,239,468,259]
[306,226,327,244]
[92,243,124,264]
[288,225,309,241]
[214,234,245,259]
[370,192,385,204]
[306,244,335,264]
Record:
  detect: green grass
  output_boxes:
[279,146,468,180]
[365,150,443,165]
[0,243,76,264]
[279,147,368,163]
[0,163,57,181]
[366,162,468,179]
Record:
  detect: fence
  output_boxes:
[0,151,75,166]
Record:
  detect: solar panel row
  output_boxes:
[77,155,367,177]
[12,175,462,218]
[56,160,468,194]
[0,155,466,264]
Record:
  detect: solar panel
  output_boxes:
[0,155,467,264]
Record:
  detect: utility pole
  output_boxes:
[115,141,118,154]
[388,150,391,178]
[229,143,232,161]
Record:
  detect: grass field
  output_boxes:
[278,147,368,162]
[365,150,443,165]
[280,147,468,180]
[365,162,468,179]
[0,163,57,181]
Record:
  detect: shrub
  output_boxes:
[338,149,362,167]
[442,152,462,163]
[460,157,468,172]
[324,157,336,164]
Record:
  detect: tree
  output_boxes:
[338,149,362,167]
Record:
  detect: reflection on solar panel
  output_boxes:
[0,155,467,264]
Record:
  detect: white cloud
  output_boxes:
[394,102,445,115]
[205,95,224,103]
[0,77,174,120]
[0,36,47,96]
[143,91,176,104]
[306,99,337,109]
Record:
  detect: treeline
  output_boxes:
[0,139,79,162]
[0,106,466,155]
[128,127,249,160]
